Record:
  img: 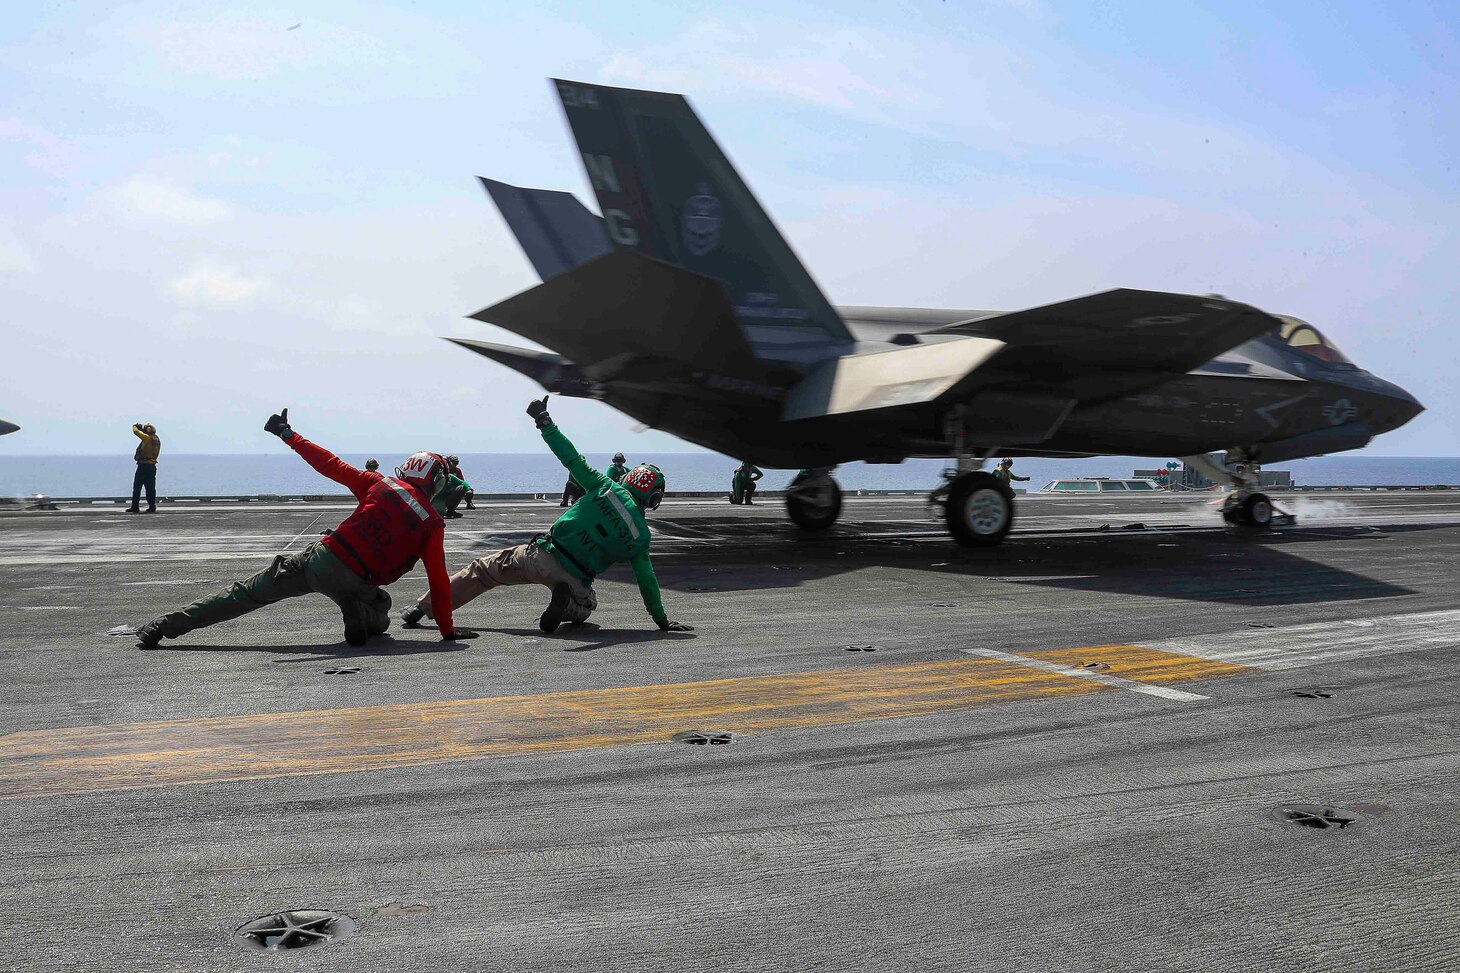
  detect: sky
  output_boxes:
[1,0,1456,457]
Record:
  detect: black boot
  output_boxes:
[135,620,163,649]
[343,603,369,647]
[539,582,573,634]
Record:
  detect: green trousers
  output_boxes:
[433,482,468,515]
[153,542,390,645]
[730,472,757,504]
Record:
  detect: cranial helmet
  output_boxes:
[364,458,379,471]
[621,463,665,510]
[613,452,626,464]
[396,450,447,496]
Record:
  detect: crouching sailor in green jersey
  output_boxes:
[402,396,694,635]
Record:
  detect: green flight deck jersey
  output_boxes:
[534,423,665,623]
[607,462,630,483]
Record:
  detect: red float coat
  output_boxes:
[287,435,455,633]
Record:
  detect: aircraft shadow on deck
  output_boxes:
[631,522,1440,607]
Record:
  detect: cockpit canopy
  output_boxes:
[1275,315,1353,366]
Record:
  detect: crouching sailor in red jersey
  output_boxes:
[135,408,476,649]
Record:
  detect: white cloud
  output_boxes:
[601,21,929,117]
[127,16,401,82]
[169,260,267,304]
[0,117,79,175]
[0,223,38,273]
[110,174,234,224]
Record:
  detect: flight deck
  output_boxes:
[3,492,1458,971]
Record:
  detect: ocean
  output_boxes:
[2,453,1457,499]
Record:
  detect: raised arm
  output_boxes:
[287,435,376,498]
[263,408,375,499]
[132,423,147,442]
[527,397,608,493]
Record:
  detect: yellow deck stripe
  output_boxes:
[0,649,1250,800]
[1023,645,1251,684]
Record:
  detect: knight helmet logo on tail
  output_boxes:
[682,183,722,256]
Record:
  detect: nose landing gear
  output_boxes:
[1184,452,1296,530]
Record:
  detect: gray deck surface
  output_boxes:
[3,491,1459,972]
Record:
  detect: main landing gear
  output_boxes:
[930,467,1016,547]
[785,468,843,531]
[1182,452,1295,531]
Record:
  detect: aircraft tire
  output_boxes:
[946,472,1015,547]
[1241,492,1274,528]
[786,471,842,531]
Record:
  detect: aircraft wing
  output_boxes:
[940,289,1279,374]
[784,290,1279,433]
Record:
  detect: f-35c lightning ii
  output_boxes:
[452,79,1423,546]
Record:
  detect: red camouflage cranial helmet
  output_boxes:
[621,463,665,510]
[395,451,447,494]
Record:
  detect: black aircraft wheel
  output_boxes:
[946,472,1015,547]
[786,471,842,531]
[1242,492,1274,528]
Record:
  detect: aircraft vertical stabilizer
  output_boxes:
[549,78,853,362]
[479,177,610,281]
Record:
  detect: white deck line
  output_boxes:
[956,647,1210,702]
[1142,609,1460,671]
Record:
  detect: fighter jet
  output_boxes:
[453,79,1423,546]
[0,419,19,436]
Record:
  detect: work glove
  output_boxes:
[526,395,552,429]
[657,618,694,632]
[264,407,295,441]
[441,629,480,641]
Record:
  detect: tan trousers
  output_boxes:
[416,543,596,623]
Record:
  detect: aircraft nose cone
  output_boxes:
[0,419,19,436]
[1377,384,1424,433]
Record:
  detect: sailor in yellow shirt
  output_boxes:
[128,422,161,514]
